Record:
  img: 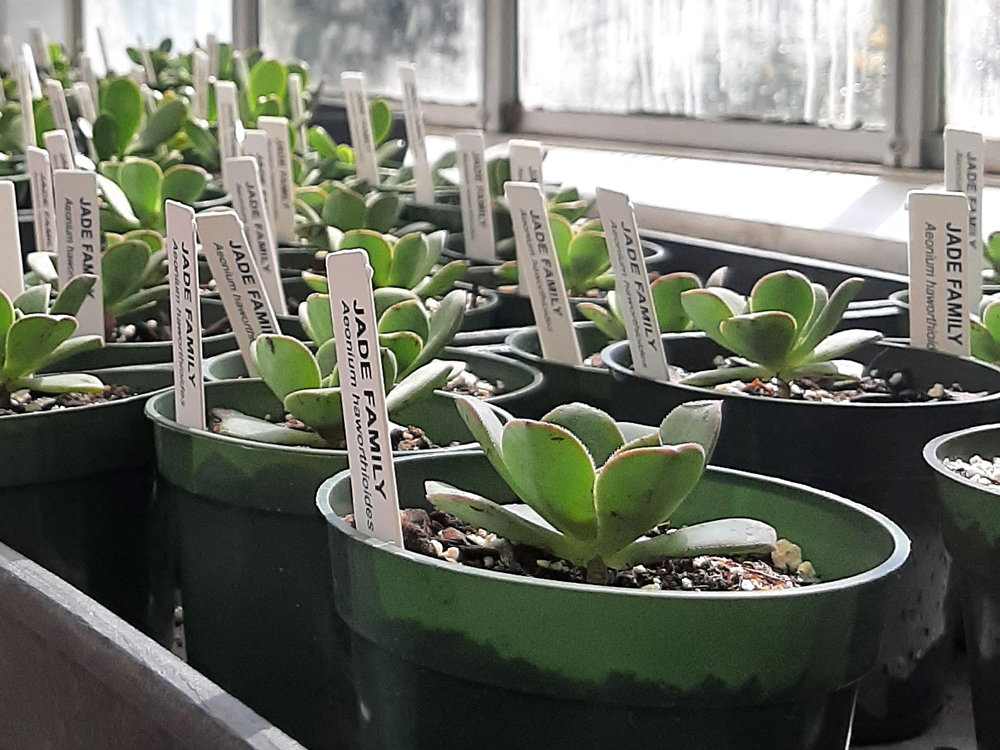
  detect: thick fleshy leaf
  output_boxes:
[13,372,105,395]
[548,214,573,270]
[119,159,164,229]
[321,183,366,231]
[96,174,141,230]
[541,403,624,467]
[340,230,392,287]
[374,287,420,318]
[0,290,12,361]
[93,114,119,161]
[163,164,208,206]
[135,98,187,151]
[100,78,143,155]
[594,444,705,556]
[37,334,104,371]
[607,519,778,569]
[2,315,77,381]
[657,400,722,463]
[567,231,610,290]
[379,331,423,376]
[971,320,1000,364]
[212,408,328,447]
[791,277,864,359]
[284,387,345,440]
[387,233,428,289]
[364,191,399,233]
[416,230,448,280]
[651,273,700,333]
[804,328,882,364]
[141,248,168,287]
[249,59,287,108]
[384,359,453,414]
[719,312,797,371]
[296,185,328,213]
[501,420,598,541]
[455,393,513,485]
[984,300,1000,342]
[370,98,392,146]
[803,283,829,335]
[103,240,150,309]
[576,302,626,341]
[705,266,728,288]
[381,348,398,394]
[13,284,50,314]
[681,288,739,348]
[27,252,59,284]
[302,271,328,293]
[402,289,465,376]
[749,270,815,333]
[51,275,98,316]
[414,260,467,298]
[253,334,321,401]
[378,299,430,341]
[124,230,164,253]
[316,339,339,380]
[112,285,169,318]
[680,364,772,387]
[299,293,334,346]
[308,126,338,158]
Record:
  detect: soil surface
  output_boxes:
[942,455,1000,492]
[442,370,503,399]
[109,311,232,342]
[345,508,812,591]
[0,384,135,415]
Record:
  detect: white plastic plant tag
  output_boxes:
[44,130,74,171]
[45,79,78,161]
[195,210,280,375]
[242,130,276,226]
[96,28,111,74]
[72,82,97,125]
[80,54,99,108]
[505,182,583,366]
[165,201,205,430]
[140,83,156,115]
[53,169,104,339]
[398,63,433,204]
[21,45,41,99]
[29,29,50,71]
[215,80,243,186]
[907,190,971,357]
[137,37,156,85]
[456,130,496,262]
[27,146,56,253]
[0,83,6,107]
[324,248,404,546]
[258,116,296,244]
[18,62,36,148]
[341,72,380,186]
[944,127,985,314]
[192,49,209,120]
[207,34,219,78]
[509,139,544,183]
[131,64,146,86]
[0,182,24,299]
[1,36,15,73]
[288,73,308,156]
[224,156,286,313]
[596,187,671,382]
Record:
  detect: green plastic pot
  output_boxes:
[926,424,1000,750]
[317,450,909,749]
[203,346,546,418]
[0,365,175,643]
[146,380,510,750]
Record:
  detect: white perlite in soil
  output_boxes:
[943,455,1000,491]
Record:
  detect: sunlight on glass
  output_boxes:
[946,0,1000,138]
[519,0,888,129]
[261,0,482,105]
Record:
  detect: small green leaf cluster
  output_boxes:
[97,155,208,233]
[297,102,402,184]
[971,293,1000,364]
[427,398,777,581]
[679,270,882,386]
[297,180,402,237]
[985,232,1000,278]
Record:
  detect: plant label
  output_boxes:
[907,190,971,357]
[398,63,433,204]
[195,210,280,376]
[53,169,104,339]
[509,139,544,183]
[21,44,41,99]
[45,79,78,162]
[207,34,219,78]
[0,82,6,106]
[131,64,146,87]
[165,202,205,430]
[28,29,50,71]
[18,62,36,149]
[259,116,296,244]
[96,28,111,74]
[192,49,209,120]
[341,72,380,186]
[215,80,243,186]
[456,130,496,262]
[0,182,24,299]
[596,188,671,382]
[288,73,308,156]
[224,156,286,313]
[44,131,74,171]
[506,182,583,366]
[137,37,156,85]
[80,54,99,108]
[1,36,15,73]
[324,248,404,546]
[944,127,985,314]
[242,130,276,227]
[26,146,56,253]
[72,82,97,125]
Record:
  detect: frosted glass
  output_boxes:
[946,0,1000,138]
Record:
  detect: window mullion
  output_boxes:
[887,0,941,169]
[481,0,518,133]
[232,0,259,52]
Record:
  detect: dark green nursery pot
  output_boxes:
[318,451,909,750]
[146,380,509,750]
[0,365,175,643]
[926,424,1000,750]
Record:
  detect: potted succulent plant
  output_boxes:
[601,269,1000,742]
[318,398,909,749]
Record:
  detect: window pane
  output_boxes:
[946,0,1000,138]
[260,0,482,105]
[84,0,231,74]
[518,0,889,129]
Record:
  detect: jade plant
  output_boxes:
[426,398,778,584]
[0,289,105,410]
[296,180,402,239]
[98,156,208,233]
[297,99,404,184]
[678,270,882,387]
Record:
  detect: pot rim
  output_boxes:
[602,335,1000,410]
[318,451,910,602]
[923,422,1000,494]
[505,320,610,374]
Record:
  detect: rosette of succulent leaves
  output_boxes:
[577,267,730,341]
[426,398,779,584]
[295,178,404,250]
[678,270,882,388]
[213,288,468,448]
[299,228,468,301]
[0,283,106,409]
[26,230,170,339]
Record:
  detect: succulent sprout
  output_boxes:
[300,229,468,299]
[971,294,1000,364]
[93,80,191,162]
[298,100,404,184]
[426,398,777,583]
[97,156,208,233]
[0,289,105,410]
[295,180,402,239]
[577,267,730,341]
[215,289,468,447]
[678,270,882,387]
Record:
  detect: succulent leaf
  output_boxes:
[2,315,77,381]
[718,311,797,372]
[254,334,321,401]
[749,270,815,332]
[402,289,465,376]
[13,372,105,395]
[607,518,778,568]
[37,334,104,371]
[455,393,514,487]
[13,284,51,315]
[378,330,422,375]
[284,388,345,439]
[50,275,98,316]
[299,293,334,347]
[384,359,453,414]
[576,301,627,341]
[387,232,428,289]
[321,183,366,231]
[378,299,430,342]
[541,403,624,467]
[212,408,328,447]
[364,191,400,234]
[414,259,468,299]
[340,230,392,287]
[657,400,723,463]
[680,364,772,387]
[103,240,151,310]
[680,288,739,348]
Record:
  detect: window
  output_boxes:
[259,0,482,105]
[84,0,232,74]
[945,0,1000,138]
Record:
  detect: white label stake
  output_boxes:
[206,34,219,78]
[96,28,111,74]
[456,131,496,262]
[597,188,671,381]
[0,182,24,298]
[21,45,41,99]
[195,210,281,375]
[53,170,103,338]
[398,63,433,204]
[72,81,97,124]
[505,182,583,366]
[907,190,971,357]
[80,54,99,109]
[137,36,156,85]
[192,49,209,120]
[341,72,380,186]
[288,73,308,156]
[259,116,296,244]
[18,63,36,148]
[165,201,205,430]
[215,81,243,186]
[27,146,56,253]
[242,130,276,227]
[1,36,15,73]
[944,127,985,314]
[29,28,50,71]
[509,139,545,183]
[224,156,286,313]
[325,249,403,546]
[44,131,73,171]
[45,80,78,162]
